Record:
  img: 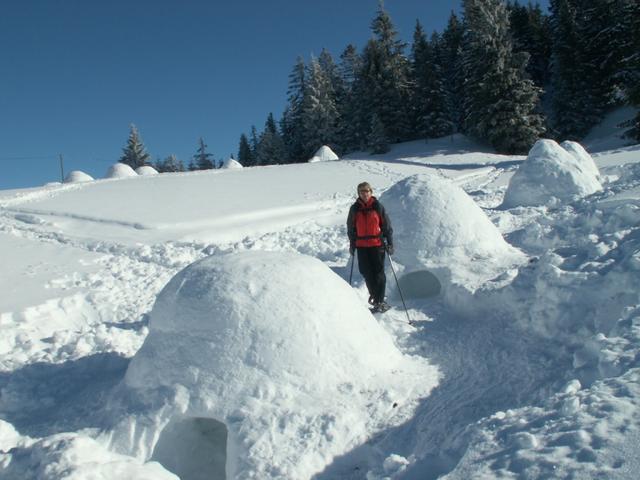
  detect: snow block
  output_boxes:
[308,145,339,162]
[121,251,437,479]
[560,140,600,179]
[380,174,525,296]
[503,139,602,208]
[106,163,138,179]
[63,170,94,183]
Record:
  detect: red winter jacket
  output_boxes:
[347,197,393,248]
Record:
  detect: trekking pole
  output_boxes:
[348,252,355,286]
[387,251,412,325]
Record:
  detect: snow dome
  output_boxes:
[308,145,339,162]
[135,165,159,176]
[560,140,600,179]
[503,139,602,208]
[120,251,437,479]
[221,158,243,169]
[105,163,138,179]
[380,174,525,294]
[63,170,94,183]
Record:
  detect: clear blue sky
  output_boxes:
[0,0,548,190]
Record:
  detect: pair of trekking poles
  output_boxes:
[348,248,412,325]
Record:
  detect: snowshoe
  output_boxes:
[370,301,391,314]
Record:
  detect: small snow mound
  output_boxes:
[503,139,602,208]
[135,165,158,176]
[221,158,243,169]
[380,174,525,291]
[560,140,600,179]
[122,251,437,479]
[63,170,94,183]
[308,145,339,162]
[105,163,138,179]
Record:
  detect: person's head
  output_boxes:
[357,182,373,202]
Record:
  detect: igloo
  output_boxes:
[117,251,437,480]
[502,139,602,208]
[105,163,138,179]
[221,158,243,169]
[135,165,159,176]
[63,170,94,183]
[379,174,526,296]
[308,145,339,162]
[560,140,600,179]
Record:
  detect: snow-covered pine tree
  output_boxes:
[160,154,183,173]
[620,0,640,140]
[359,3,412,147]
[250,125,259,160]
[193,137,215,170]
[119,124,150,169]
[281,57,307,163]
[256,113,287,165]
[300,57,340,158]
[368,113,390,154]
[508,1,552,90]
[441,12,465,133]
[410,20,430,138]
[462,0,545,154]
[338,44,366,152]
[237,133,254,167]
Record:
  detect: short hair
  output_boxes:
[357,182,372,192]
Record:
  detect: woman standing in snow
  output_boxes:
[347,182,394,312]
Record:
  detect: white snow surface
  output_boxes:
[105,163,138,179]
[309,145,339,162]
[503,139,602,208]
[1,120,640,479]
[121,251,437,478]
[63,170,94,183]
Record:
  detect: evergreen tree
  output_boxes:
[281,57,307,162]
[508,1,552,89]
[159,154,183,173]
[193,137,215,170]
[462,0,545,153]
[256,113,287,165]
[338,44,366,152]
[368,113,390,154]
[300,57,341,157]
[119,124,150,169]
[441,11,465,132]
[237,133,255,166]
[620,0,640,140]
[250,125,260,159]
[359,3,412,147]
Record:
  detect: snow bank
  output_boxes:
[135,165,158,176]
[380,174,525,294]
[503,139,602,208]
[119,251,437,479]
[560,140,600,179]
[106,163,138,179]
[221,158,243,169]
[63,170,94,183]
[309,145,339,162]
[1,432,177,480]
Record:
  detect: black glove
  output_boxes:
[349,244,355,256]
[386,244,394,255]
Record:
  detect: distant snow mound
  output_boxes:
[221,158,243,169]
[122,251,436,479]
[503,139,602,208]
[560,140,600,179]
[63,171,94,183]
[105,163,138,179]
[380,174,525,292]
[308,145,339,163]
[135,165,158,176]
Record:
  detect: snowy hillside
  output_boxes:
[1,132,640,479]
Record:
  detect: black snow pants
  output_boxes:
[357,246,386,303]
